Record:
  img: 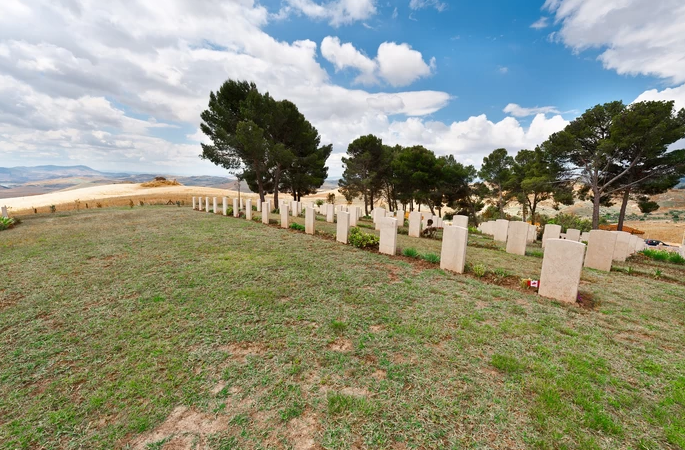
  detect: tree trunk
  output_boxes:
[498,186,504,219]
[592,187,601,229]
[273,166,282,207]
[617,188,631,231]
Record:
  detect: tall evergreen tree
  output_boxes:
[478,148,514,219]
[338,135,386,215]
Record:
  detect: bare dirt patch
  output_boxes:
[286,411,321,450]
[327,339,353,352]
[371,369,387,380]
[219,342,267,361]
[131,406,229,449]
[369,324,386,333]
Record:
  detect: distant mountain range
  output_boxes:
[0,165,340,199]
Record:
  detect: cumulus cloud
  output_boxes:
[278,0,377,26]
[377,42,436,87]
[321,37,435,87]
[0,0,570,176]
[544,0,685,84]
[503,103,561,117]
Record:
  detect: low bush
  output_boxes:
[290,223,305,231]
[421,253,440,264]
[402,247,419,258]
[641,249,684,264]
[348,227,380,249]
[0,217,16,231]
[472,263,487,277]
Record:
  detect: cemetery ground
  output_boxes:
[1,208,684,450]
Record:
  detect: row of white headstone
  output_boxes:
[478,219,538,256]
[190,197,669,305]
[1,206,8,219]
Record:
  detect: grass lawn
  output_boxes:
[1,206,684,449]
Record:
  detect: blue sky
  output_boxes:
[0,0,683,177]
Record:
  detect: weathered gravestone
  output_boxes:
[292,201,298,217]
[305,207,315,235]
[452,215,468,229]
[541,224,561,249]
[584,230,616,272]
[527,224,537,243]
[245,200,252,220]
[349,206,359,227]
[408,211,422,237]
[612,231,631,262]
[262,201,270,224]
[539,239,586,304]
[566,228,581,242]
[440,225,468,274]
[223,197,228,216]
[506,221,528,256]
[192,197,196,210]
[257,199,262,212]
[374,207,386,230]
[379,217,398,255]
[213,197,217,214]
[205,197,210,212]
[233,199,239,218]
[326,204,334,223]
[494,219,509,243]
[336,211,350,244]
[281,205,289,228]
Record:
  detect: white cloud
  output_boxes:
[544,0,685,84]
[498,66,509,74]
[392,7,398,19]
[633,84,685,112]
[0,0,570,177]
[321,37,435,87]
[530,16,550,29]
[377,42,436,87]
[321,36,378,85]
[409,0,448,12]
[279,0,377,26]
[503,103,561,117]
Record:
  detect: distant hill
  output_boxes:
[0,165,339,199]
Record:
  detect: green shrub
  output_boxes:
[402,247,419,258]
[668,253,685,265]
[421,253,440,264]
[289,223,305,231]
[642,249,671,262]
[472,263,487,277]
[315,199,325,207]
[49,205,56,213]
[0,217,16,231]
[348,227,380,249]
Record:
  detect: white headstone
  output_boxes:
[305,207,315,235]
[539,239,586,304]
[213,197,218,214]
[223,197,228,216]
[233,198,239,218]
[349,206,359,226]
[326,204,334,223]
[440,225,468,273]
[527,224,537,243]
[374,207,386,230]
[542,224,561,249]
[494,219,509,243]
[292,201,298,217]
[379,217,398,255]
[205,197,210,212]
[408,211,421,237]
[192,197,196,210]
[566,228,581,242]
[246,199,252,220]
[281,205,289,228]
[262,201,270,224]
[584,230,617,272]
[505,221,528,256]
[336,211,350,244]
[612,231,632,262]
[257,199,262,212]
[452,215,468,229]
